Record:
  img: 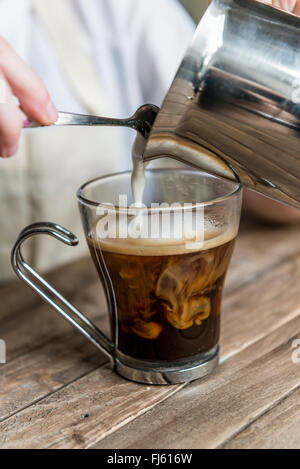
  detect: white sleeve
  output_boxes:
[135,0,196,106]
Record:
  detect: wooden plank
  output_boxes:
[0,366,183,449]
[220,253,300,360]
[94,318,300,449]
[2,307,299,450]
[222,387,300,449]
[225,220,300,295]
[0,259,112,423]
[0,258,110,362]
[0,257,96,321]
[1,252,300,449]
[0,221,299,448]
[0,270,112,423]
[92,252,300,449]
[0,332,105,422]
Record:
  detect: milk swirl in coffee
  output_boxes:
[88,224,236,361]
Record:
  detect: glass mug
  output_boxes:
[11,168,242,384]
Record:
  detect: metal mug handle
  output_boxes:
[11,222,115,367]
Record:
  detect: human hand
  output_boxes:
[0,37,57,157]
[208,0,300,14]
[257,0,300,14]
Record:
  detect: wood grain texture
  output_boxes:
[0,259,112,424]
[222,387,300,449]
[0,221,300,449]
[93,252,300,449]
[1,257,97,321]
[0,257,111,426]
[0,366,183,449]
[94,318,300,449]
[0,257,110,362]
[0,332,105,422]
[221,253,300,360]
[225,221,300,295]
[1,244,300,448]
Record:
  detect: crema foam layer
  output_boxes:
[89,219,238,256]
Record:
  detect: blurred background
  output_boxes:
[179,0,208,22]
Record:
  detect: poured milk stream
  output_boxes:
[91,137,238,256]
[131,134,148,206]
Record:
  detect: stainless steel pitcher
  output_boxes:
[143,0,300,208]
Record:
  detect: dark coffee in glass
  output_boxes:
[88,226,236,363]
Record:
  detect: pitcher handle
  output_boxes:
[11,222,115,366]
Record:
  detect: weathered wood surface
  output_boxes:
[95,317,300,449]
[0,219,300,449]
[222,388,300,449]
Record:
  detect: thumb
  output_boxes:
[293,0,300,14]
[255,0,299,13]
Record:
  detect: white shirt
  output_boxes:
[0,0,195,166]
[0,0,195,281]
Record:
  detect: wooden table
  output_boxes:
[1,218,300,449]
